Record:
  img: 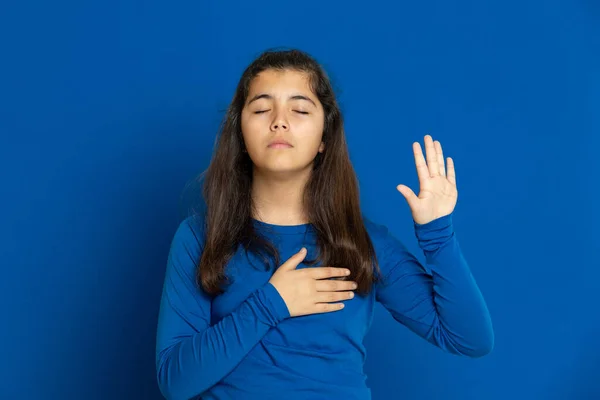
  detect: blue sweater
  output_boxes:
[155,213,493,399]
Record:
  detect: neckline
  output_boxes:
[251,218,314,235]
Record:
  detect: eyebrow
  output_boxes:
[247,93,317,107]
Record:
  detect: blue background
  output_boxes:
[2,1,598,399]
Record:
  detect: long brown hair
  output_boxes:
[195,48,382,296]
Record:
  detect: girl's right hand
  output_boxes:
[268,247,358,317]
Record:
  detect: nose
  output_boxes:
[270,121,289,131]
[270,111,289,132]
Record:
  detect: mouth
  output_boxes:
[268,143,293,149]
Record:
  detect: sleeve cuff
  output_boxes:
[414,213,455,251]
[253,282,291,325]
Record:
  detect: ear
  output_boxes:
[319,141,325,153]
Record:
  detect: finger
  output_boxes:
[424,135,440,177]
[308,267,351,280]
[315,280,357,292]
[413,142,430,185]
[396,184,418,208]
[434,140,446,176]
[312,302,345,314]
[279,247,307,271]
[446,157,456,185]
[316,291,354,304]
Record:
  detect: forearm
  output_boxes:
[414,214,494,357]
[156,282,289,399]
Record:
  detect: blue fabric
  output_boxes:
[155,213,493,399]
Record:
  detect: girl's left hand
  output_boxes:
[396,135,458,225]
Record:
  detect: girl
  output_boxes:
[155,48,494,400]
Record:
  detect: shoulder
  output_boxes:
[362,216,397,248]
[175,213,207,246]
[362,216,413,279]
[362,216,386,235]
[167,213,207,274]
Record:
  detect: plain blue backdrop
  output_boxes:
[1,0,598,399]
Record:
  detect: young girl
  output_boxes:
[155,48,494,400]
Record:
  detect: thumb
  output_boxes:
[279,247,308,271]
[396,184,418,208]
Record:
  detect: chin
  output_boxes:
[255,161,313,176]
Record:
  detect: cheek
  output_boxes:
[301,123,324,148]
[241,119,264,145]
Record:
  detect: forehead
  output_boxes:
[248,69,313,95]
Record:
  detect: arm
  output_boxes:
[155,218,290,400]
[375,213,494,357]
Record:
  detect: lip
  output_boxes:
[268,139,293,148]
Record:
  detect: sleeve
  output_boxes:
[374,213,494,358]
[155,218,291,400]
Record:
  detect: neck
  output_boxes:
[251,168,311,226]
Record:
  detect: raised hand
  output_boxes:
[396,135,458,225]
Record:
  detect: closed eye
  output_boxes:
[253,110,309,115]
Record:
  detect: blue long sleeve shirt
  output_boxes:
[155,213,494,400]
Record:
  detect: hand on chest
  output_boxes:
[210,245,375,353]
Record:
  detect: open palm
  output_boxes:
[396,135,458,225]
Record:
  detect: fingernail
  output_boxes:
[345,269,351,275]
[300,247,306,254]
